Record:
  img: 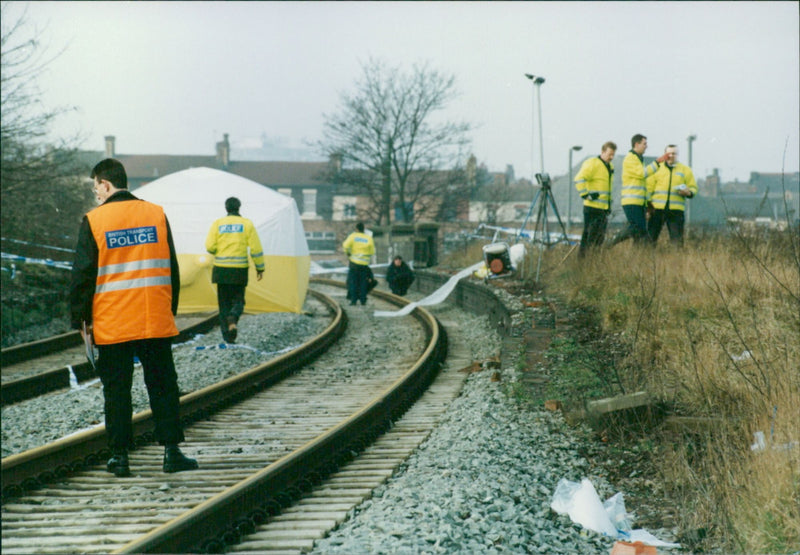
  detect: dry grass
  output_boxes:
[534,230,800,553]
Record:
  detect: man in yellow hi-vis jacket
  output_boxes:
[574,141,616,257]
[342,222,375,305]
[610,134,668,246]
[205,197,265,342]
[646,145,697,246]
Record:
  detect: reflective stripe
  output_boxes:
[622,193,646,201]
[97,258,170,277]
[351,253,372,264]
[95,275,172,294]
[621,184,646,202]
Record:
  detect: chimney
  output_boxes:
[104,136,116,158]
[216,133,230,170]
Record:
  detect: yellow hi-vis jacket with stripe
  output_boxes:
[574,156,614,210]
[621,150,660,207]
[205,215,266,271]
[87,200,178,345]
[342,231,375,266]
[646,162,697,211]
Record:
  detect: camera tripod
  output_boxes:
[517,173,569,281]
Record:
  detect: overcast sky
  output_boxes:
[11,1,800,182]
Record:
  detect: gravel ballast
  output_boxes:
[2,282,681,554]
[1,300,330,457]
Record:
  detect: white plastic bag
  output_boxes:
[550,478,681,548]
[603,492,633,532]
[550,478,618,537]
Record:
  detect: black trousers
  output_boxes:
[648,209,685,246]
[579,207,609,257]
[217,283,246,329]
[347,263,369,305]
[619,204,649,244]
[97,337,184,450]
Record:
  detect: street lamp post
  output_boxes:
[687,134,697,168]
[686,134,697,231]
[524,74,546,175]
[568,145,583,228]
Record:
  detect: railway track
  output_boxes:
[1,282,448,554]
[1,313,218,405]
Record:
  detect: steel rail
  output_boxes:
[1,289,342,496]
[1,313,219,405]
[116,279,446,554]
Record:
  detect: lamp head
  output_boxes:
[572,145,583,151]
[524,73,535,80]
[534,76,545,85]
[688,134,697,141]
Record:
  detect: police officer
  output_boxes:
[574,141,616,257]
[69,158,198,477]
[646,145,698,246]
[205,197,265,343]
[611,134,668,245]
[342,222,375,305]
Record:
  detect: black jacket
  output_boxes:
[386,261,414,294]
[68,191,180,329]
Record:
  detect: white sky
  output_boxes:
[11,0,800,182]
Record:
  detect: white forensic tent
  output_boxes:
[136,167,310,314]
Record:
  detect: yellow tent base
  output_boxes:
[176,254,309,314]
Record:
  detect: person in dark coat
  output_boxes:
[386,255,415,296]
[69,158,198,477]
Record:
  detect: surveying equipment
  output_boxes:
[482,242,514,283]
[517,172,569,281]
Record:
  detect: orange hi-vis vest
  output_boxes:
[87,200,178,345]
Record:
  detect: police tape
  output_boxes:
[1,252,73,270]
[373,261,485,318]
[66,365,100,391]
[1,237,76,253]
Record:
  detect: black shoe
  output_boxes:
[227,317,238,343]
[106,451,131,477]
[163,446,198,473]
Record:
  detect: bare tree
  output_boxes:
[1,2,90,249]
[319,59,472,225]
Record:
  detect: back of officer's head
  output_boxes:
[356,222,364,233]
[91,158,127,190]
[225,197,241,214]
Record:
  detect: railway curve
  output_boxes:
[1,282,447,554]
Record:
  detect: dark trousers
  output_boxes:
[347,262,369,305]
[613,204,648,245]
[648,209,685,246]
[97,337,184,451]
[579,207,609,257]
[217,283,246,329]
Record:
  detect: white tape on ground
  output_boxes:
[373,261,484,318]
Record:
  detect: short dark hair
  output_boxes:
[602,141,617,153]
[91,158,127,189]
[225,197,241,214]
[631,134,646,148]
[356,222,365,232]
